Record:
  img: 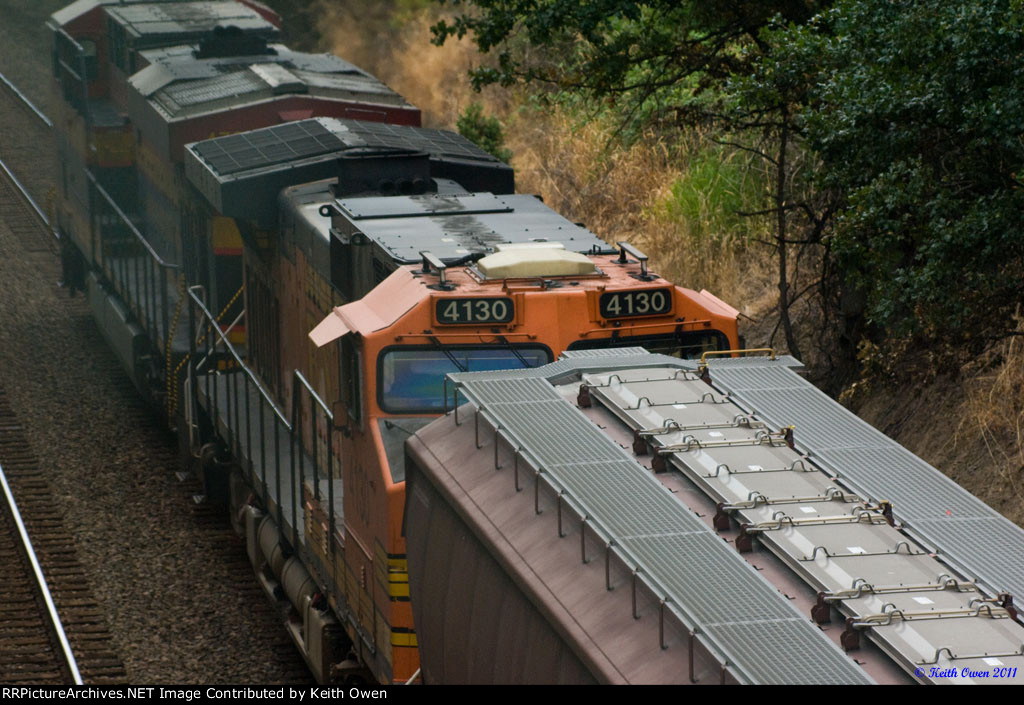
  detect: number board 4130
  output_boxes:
[435,297,516,325]
[599,288,673,319]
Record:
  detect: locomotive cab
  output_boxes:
[181,116,737,684]
[303,227,739,682]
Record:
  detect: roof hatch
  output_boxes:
[477,243,599,278]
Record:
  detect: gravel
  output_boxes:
[0,0,313,685]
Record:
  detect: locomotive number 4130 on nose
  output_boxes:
[436,297,516,325]
[599,288,672,319]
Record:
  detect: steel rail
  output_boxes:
[0,155,57,241]
[0,461,82,684]
[0,68,53,128]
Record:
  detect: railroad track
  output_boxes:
[0,70,53,129]
[0,388,127,685]
[0,160,56,255]
[0,66,313,684]
[0,85,110,683]
[0,67,57,243]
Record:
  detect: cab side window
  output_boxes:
[80,39,98,81]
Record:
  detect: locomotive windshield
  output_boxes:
[568,330,731,359]
[378,345,552,413]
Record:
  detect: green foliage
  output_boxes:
[434,1,834,361]
[436,0,1024,366]
[662,145,767,244]
[433,1,823,132]
[456,102,513,162]
[772,0,1024,346]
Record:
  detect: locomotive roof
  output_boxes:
[132,44,412,119]
[333,192,614,264]
[50,0,276,31]
[51,0,170,27]
[190,118,508,178]
[105,1,277,40]
[184,118,514,224]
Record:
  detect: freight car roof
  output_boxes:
[409,350,876,684]
[132,44,413,119]
[432,350,1024,683]
[184,118,513,223]
[105,1,277,41]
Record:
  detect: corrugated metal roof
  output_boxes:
[706,358,1024,606]
[446,351,1024,682]
[453,370,872,684]
[584,365,1024,683]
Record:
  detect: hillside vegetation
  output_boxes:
[267,0,1024,525]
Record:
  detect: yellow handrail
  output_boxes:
[699,348,776,365]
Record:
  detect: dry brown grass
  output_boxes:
[314,4,773,313]
[315,5,495,127]
[507,112,774,313]
[955,316,1024,515]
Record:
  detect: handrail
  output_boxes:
[188,287,365,652]
[85,170,180,270]
[1,462,82,685]
[699,348,776,365]
[54,26,85,56]
[456,383,750,682]
[294,369,333,420]
[187,285,289,427]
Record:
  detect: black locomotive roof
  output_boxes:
[191,118,508,178]
[105,2,277,41]
[333,192,613,263]
[185,118,514,225]
[131,45,411,119]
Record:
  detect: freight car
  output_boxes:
[48,0,743,685]
[405,349,1024,683]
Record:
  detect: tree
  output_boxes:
[776,0,1024,356]
[433,0,835,359]
[457,102,513,162]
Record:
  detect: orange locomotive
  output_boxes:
[182,119,739,683]
[305,246,740,678]
[48,0,740,684]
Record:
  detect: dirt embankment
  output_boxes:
[852,354,1024,527]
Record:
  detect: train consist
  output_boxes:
[406,351,1024,683]
[47,0,742,684]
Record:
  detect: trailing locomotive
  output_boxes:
[49,0,418,404]
[48,0,741,685]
